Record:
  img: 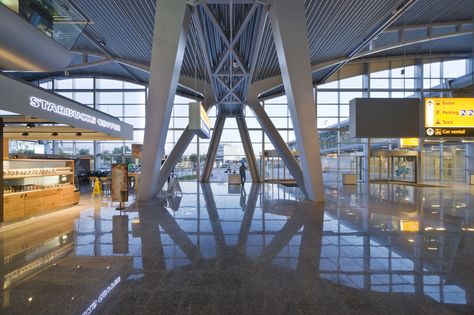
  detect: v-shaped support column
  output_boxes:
[247,99,307,196]
[202,116,226,182]
[236,115,260,182]
[269,0,324,202]
[139,0,191,201]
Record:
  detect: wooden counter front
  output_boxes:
[4,194,24,221]
[24,190,44,216]
[3,186,75,223]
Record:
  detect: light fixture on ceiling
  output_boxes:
[22,132,29,136]
[76,132,82,136]
[52,132,59,137]
[98,39,106,46]
[26,122,35,128]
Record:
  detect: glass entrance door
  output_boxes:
[391,156,416,182]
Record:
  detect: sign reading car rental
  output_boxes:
[424,98,474,137]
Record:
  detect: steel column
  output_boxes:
[139,0,191,201]
[247,99,307,196]
[236,116,260,182]
[202,116,226,182]
[269,0,324,202]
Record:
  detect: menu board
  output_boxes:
[425,98,474,137]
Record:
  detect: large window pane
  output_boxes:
[340,75,362,89]
[97,105,123,116]
[97,92,123,104]
[443,59,466,78]
[317,91,338,104]
[265,104,288,116]
[97,79,123,89]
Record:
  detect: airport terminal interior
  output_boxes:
[0,0,474,314]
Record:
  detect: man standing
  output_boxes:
[239,162,247,185]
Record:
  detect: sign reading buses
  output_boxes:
[424,98,474,137]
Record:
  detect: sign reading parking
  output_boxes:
[424,98,474,137]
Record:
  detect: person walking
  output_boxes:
[239,162,247,185]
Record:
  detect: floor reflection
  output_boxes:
[0,182,473,313]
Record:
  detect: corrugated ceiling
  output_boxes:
[8,0,473,100]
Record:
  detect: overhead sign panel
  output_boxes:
[424,98,474,137]
[189,102,210,139]
[0,74,133,139]
[349,98,420,138]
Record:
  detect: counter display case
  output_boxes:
[3,159,76,222]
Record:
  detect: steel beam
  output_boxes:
[269,0,324,202]
[247,99,307,196]
[156,127,195,190]
[192,6,219,102]
[139,0,191,201]
[202,116,226,182]
[157,102,215,191]
[236,116,260,182]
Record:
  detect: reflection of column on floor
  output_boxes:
[237,184,261,250]
[156,206,202,263]
[138,203,166,277]
[296,204,325,278]
[201,184,226,255]
[94,206,101,256]
[258,205,308,265]
[363,205,370,289]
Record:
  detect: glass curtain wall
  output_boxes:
[18,57,469,183]
[262,58,469,184]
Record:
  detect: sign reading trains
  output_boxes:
[424,98,474,137]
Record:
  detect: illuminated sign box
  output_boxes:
[0,74,133,139]
[424,98,474,137]
[400,138,419,148]
[400,220,419,232]
[189,102,210,139]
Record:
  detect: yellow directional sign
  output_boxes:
[400,138,419,148]
[424,98,474,137]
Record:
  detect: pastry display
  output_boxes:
[4,167,72,177]
[4,183,71,194]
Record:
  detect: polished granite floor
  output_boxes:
[1,182,474,314]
